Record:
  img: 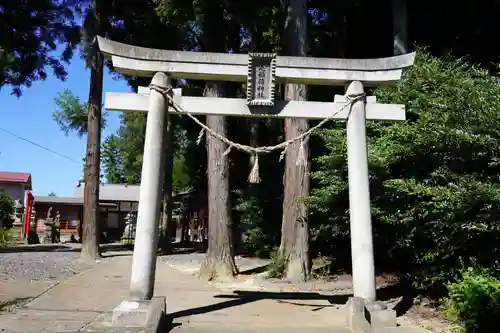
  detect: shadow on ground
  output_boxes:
[0,241,210,255]
[0,244,77,253]
[0,297,32,311]
[0,242,135,253]
[238,264,269,275]
[162,281,414,332]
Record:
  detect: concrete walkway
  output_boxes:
[0,253,350,332]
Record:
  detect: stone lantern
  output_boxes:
[12,200,24,228]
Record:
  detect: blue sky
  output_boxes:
[0,57,133,197]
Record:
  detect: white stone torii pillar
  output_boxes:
[97,36,415,326]
[111,73,172,326]
[345,81,376,301]
[129,72,170,301]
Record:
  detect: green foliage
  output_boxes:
[101,134,126,184]
[234,192,273,257]
[441,268,500,333]
[0,0,80,96]
[0,191,14,247]
[233,150,284,257]
[97,113,194,187]
[0,191,14,229]
[27,227,39,245]
[53,89,107,137]
[0,228,12,248]
[267,248,287,279]
[172,154,191,192]
[309,50,500,291]
[116,112,147,184]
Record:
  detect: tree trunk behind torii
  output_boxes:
[279,0,312,282]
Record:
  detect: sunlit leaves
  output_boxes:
[52,89,107,137]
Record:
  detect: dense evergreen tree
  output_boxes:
[0,0,80,96]
[310,51,500,291]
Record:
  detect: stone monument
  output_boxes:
[30,207,36,228]
[10,200,24,230]
[43,207,54,244]
[26,206,39,244]
[53,211,61,243]
[122,212,137,240]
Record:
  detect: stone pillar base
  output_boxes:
[112,297,166,328]
[346,297,371,333]
[366,301,397,333]
[345,297,397,333]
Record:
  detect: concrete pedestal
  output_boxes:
[345,297,371,333]
[345,297,397,333]
[112,297,166,328]
[365,300,397,333]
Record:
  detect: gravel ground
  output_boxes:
[0,251,88,281]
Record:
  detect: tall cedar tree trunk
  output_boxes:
[160,114,174,254]
[198,1,238,281]
[392,0,409,55]
[279,0,312,282]
[81,1,107,261]
[199,82,238,281]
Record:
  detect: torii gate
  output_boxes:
[97,36,415,326]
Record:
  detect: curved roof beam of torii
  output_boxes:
[97,36,415,87]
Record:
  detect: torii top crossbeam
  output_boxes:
[97,36,415,87]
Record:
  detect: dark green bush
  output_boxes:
[0,228,12,248]
[442,268,500,333]
[27,227,39,244]
[234,194,272,256]
[0,191,14,229]
[309,50,500,292]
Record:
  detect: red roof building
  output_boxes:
[0,172,32,189]
[0,171,33,207]
[0,172,34,236]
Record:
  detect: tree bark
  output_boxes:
[160,114,174,254]
[199,81,238,281]
[81,2,106,262]
[279,0,311,282]
[392,0,409,55]
[249,120,259,166]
